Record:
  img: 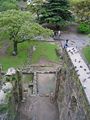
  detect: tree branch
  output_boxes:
[17,37,31,43]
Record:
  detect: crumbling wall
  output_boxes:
[0,68,23,120]
[56,49,90,120]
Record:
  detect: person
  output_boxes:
[64,39,69,48]
[58,30,61,37]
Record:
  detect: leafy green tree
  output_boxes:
[39,0,72,29]
[70,0,90,34]
[0,0,18,11]
[70,0,90,22]
[0,10,53,55]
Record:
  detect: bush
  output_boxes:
[0,0,18,12]
[78,22,90,34]
[70,0,90,22]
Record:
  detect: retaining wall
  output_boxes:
[56,49,90,120]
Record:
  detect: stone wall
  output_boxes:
[0,69,23,120]
[56,49,90,120]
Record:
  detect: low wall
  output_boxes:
[56,49,90,120]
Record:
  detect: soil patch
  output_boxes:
[0,42,9,56]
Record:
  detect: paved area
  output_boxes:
[61,32,90,50]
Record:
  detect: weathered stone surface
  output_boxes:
[56,49,90,120]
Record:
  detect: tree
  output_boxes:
[70,0,90,23]
[26,0,44,19]
[0,0,18,12]
[0,10,53,55]
[39,0,72,29]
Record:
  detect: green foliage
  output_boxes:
[78,22,90,34]
[0,0,18,11]
[26,0,44,17]
[0,104,8,113]
[70,0,90,34]
[70,0,90,23]
[0,10,53,38]
[23,74,33,83]
[83,46,90,63]
[69,0,82,4]
[0,10,53,55]
[39,0,72,27]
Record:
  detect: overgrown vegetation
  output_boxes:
[0,0,18,11]
[78,22,90,34]
[83,46,90,63]
[70,0,90,34]
[23,74,33,83]
[70,0,90,22]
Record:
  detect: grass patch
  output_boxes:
[22,74,33,83]
[83,46,90,63]
[0,40,60,70]
[31,41,60,63]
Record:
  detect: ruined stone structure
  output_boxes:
[56,48,90,120]
[1,45,90,120]
[0,68,23,120]
[21,48,90,120]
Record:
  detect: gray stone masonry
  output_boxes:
[56,49,90,120]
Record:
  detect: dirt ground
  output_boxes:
[17,96,59,120]
[38,73,56,96]
[0,42,9,56]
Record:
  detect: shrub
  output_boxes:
[78,22,90,34]
[70,0,90,23]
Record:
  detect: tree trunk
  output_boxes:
[13,41,18,56]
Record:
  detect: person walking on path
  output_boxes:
[64,39,69,48]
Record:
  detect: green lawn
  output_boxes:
[0,40,60,70]
[83,46,90,63]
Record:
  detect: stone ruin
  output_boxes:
[0,46,90,120]
[55,46,90,120]
[0,67,23,120]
